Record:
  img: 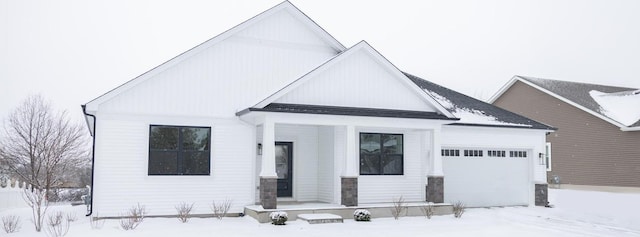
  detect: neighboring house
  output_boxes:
[491,76,640,188]
[82,1,554,217]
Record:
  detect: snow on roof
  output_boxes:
[425,90,531,127]
[589,90,640,126]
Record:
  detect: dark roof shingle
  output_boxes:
[517,76,640,128]
[405,73,556,130]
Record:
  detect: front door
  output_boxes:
[275,142,293,197]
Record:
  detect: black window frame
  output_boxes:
[359,133,404,175]
[148,125,211,176]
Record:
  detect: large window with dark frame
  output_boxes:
[148,125,211,175]
[360,133,403,175]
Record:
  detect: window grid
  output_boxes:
[487,150,506,157]
[441,149,460,157]
[509,150,527,158]
[463,149,483,157]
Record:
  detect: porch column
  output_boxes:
[259,119,277,209]
[341,125,358,206]
[426,127,444,203]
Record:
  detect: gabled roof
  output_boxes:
[83,1,344,113]
[251,41,456,118]
[406,73,556,130]
[489,76,640,131]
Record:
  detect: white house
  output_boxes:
[82,1,554,218]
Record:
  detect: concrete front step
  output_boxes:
[297,213,343,224]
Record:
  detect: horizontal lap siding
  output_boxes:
[494,81,640,187]
[358,131,425,203]
[94,115,254,217]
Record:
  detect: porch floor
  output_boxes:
[244,201,454,223]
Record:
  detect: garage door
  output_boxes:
[442,149,529,207]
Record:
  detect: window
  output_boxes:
[545,143,552,171]
[360,133,403,175]
[463,149,483,157]
[509,150,527,158]
[148,125,211,175]
[487,150,506,157]
[441,149,460,157]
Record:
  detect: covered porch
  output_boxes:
[237,103,457,210]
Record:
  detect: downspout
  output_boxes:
[82,105,96,217]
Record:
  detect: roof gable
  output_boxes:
[84,1,345,113]
[253,41,455,117]
[490,76,640,131]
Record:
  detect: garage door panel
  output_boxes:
[443,157,528,207]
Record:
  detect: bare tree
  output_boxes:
[0,95,88,193]
[0,95,88,232]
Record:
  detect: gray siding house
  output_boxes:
[490,76,640,188]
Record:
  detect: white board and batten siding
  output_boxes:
[93,114,256,216]
[274,48,437,112]
[357,129,428,204]
[441,125,548,207]
[96,8,339,118]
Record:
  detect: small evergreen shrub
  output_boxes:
[353,209,371,221]
[269,211,288,225]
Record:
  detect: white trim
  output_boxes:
[252,41,455,118]
[84,1,345,113]
[490,76,636,131]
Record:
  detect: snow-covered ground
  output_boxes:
[1,189,639,237]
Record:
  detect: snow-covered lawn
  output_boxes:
[2,189,639,237]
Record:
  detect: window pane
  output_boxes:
[382,155,403,175]
[182,152,210,175]
[360,134,381,154]
[149,151,178,174]
[150,126,179,150]
[275,145,289,179]
[382,134,402,155]
[360,154,380,175]
[182,127,211,151]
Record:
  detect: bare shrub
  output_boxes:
[453,201,465,218]
[89,214,105,230]
[421,202,434,219]
[22,188,49,232]
[211,199,232,220]
[119,203,147,230]
[390,195,407,220]
[65,213,77,223]
[2,215,21,233]
[175,202,195,223]
[45,211,70,237]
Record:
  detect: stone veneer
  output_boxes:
[535,183,549,206]
[260,177,277,209]
[341,177,358,206]
[426,176,444,203]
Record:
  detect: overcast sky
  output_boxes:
[2,0,640,126]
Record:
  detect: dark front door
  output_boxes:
[275,142,293,197]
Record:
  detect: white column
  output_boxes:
[260,119,277,178]
[342,125,359,177]
[428,127,444,176]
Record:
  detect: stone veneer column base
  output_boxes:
[426,176,444,203]
[535,183,549,206]
[341,177,358,206]
[260,177,277,209]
